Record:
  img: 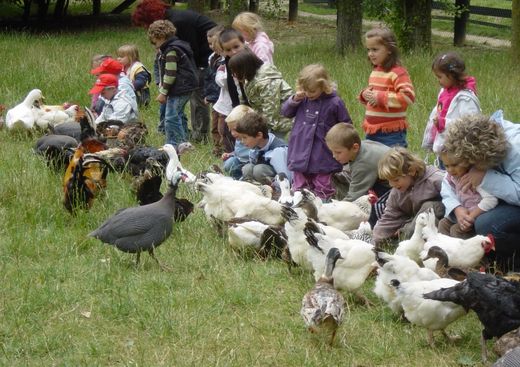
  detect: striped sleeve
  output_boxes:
[159,49,178,95]
[374,67,415,109]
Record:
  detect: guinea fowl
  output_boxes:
[492,347,520,367]
[494,327,520,359]
[6,89,43,129]
[423,272,520,362]
[89,170,189,270]
[34,134,78,170]
[301,247,346,346]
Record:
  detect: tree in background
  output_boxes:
[336,0,362,54]
[227,0,247,21]
[288,0,298,22]
[391,0,432,51]
[513,0,520,62]
[188,0,204,13]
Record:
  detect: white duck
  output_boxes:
[420,209,495,268]
[35,104,78,129]
[227,219,286,258]
[6,89,43,129]
[394,211,429,263]
[373,251,440,314]
[161,143,197,184]
[391,278,467,346]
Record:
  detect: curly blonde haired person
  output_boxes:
[441,111,520,272]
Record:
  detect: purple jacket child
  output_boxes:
[282,91,351,174]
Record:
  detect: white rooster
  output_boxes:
[394,211,429,263]
[6,89,43,129]
[421,210,495,268]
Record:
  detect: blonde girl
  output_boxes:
[232,11,274,64]
[359,27,415,148]
[117,44,152,107]
[422,51,480,162]
[372,147,444,245]
[281,64,351,200]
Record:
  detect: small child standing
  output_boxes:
[281,64,351,200]
[359,27,415,148]
[222,105,253,180]
[235,111,290,183]
[117,44,152,108]
[422,52,480,162]
[204,25,226,157]
[438,150,497,239]
[372,148,445,245]
[148,20,199,147]
[232,12,274,64]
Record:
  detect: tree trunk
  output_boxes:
[36,0,50,21]
[512,0,520,62]
[288,0,298,22]
[396,0,431,51]
[22,0,32,21]
[336,0,362,55]
[188,0,205,13]
[227,0,247,22]
[453,0,470,46]
[209,0,220,10]
[93,0,101,15]
[54,0,66,18]
[249,0,258,12]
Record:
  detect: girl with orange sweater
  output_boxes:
[359,27,415,148]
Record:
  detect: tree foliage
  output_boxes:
[513,0,520,62]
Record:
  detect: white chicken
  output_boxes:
[6,89,43,129]
[421,210,495,268]
[390,278,467,346]
[293,189,369,231]
[161,143,197,184]
[305,228,375,305]
[373,251,439,314]
[227,219,286,258]
[34,104,78,129]
[394,211,429,263]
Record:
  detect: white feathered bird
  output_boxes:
[161,143,197,184]
[394,211,429,263]
[34,104,78,129]
[6,89,43,129]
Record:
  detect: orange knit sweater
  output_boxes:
[359,65,415,134]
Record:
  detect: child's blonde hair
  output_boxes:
[325,123,360,149]
[91,54,110,69]
[365,26,401,71]
[225,105,254,125]
[148,20,176,41]
[378,147,425,180]
[117,44,140,64]
[232,12,263,40]
[443,114,509,171]
[296,64,334,95]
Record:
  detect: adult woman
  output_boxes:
[442,111,520,271]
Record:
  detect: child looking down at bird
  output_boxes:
[222,105,252,180]
[234,111,290,184]
[372,147,444,245]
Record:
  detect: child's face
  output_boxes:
[441,153,470,178]
[237,131,263,148]
[150,36,166,49]
[433,69,454,89]
[117,55,130,67]
[237,27,252,42]
[227,122,239,138]
[221,38,245,58]
[366,37,391,67]
[100,86,117,100]
[327,144,359,165]
[388,174,415,193]
[303,86,323,100]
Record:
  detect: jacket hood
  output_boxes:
[253,64,283,81]
[464,76,477,94]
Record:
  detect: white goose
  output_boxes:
[6,89,43,129]
[161,143,197,184]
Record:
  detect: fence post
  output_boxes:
[454,0,470,46]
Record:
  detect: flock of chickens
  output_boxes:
[4,89,520,365]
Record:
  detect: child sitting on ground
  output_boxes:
[117,44,152,108]
[325,123,391,226]
[91,57,137,106]
[222,105,252,180]
[90,54,110,115]
[234,111,290,183]
[372,147,444,245]
[438,149,498,239]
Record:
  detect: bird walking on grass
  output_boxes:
[301,247,346,346]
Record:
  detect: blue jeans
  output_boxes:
[366,130,407,148]
[223,156,245,180]
[165,94,190,146]
[474,202,520,271]
[158,103,166,134]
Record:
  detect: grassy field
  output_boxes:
[1,11,519,366]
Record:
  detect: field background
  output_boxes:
[1,6,519,366]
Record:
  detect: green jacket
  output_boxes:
[245,64,293,133]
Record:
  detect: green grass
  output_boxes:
[1,14,520,366]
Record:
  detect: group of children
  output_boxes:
[86,9,518,270]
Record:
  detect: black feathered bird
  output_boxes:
[423,272,520,361]
[34,134,78,170]
[89,171,191,270]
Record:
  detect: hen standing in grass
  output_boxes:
[301,247,346,346]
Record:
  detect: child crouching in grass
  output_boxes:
[372,147,445,246]
[234,111,291,184]
[222,105,252,180]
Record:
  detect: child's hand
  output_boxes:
[293,91,305,102]
[362,88,377,106]
[156,94,166,104]
[222,152,231,161]
[454,206,474,231]
[460,168,486,193]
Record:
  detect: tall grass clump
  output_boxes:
[0,14,519,366]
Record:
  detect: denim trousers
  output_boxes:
[474,202,520,271]
[223,156,245,180]
[366,130,408,148]
[165,93,190,146]
[190,68,210,142]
